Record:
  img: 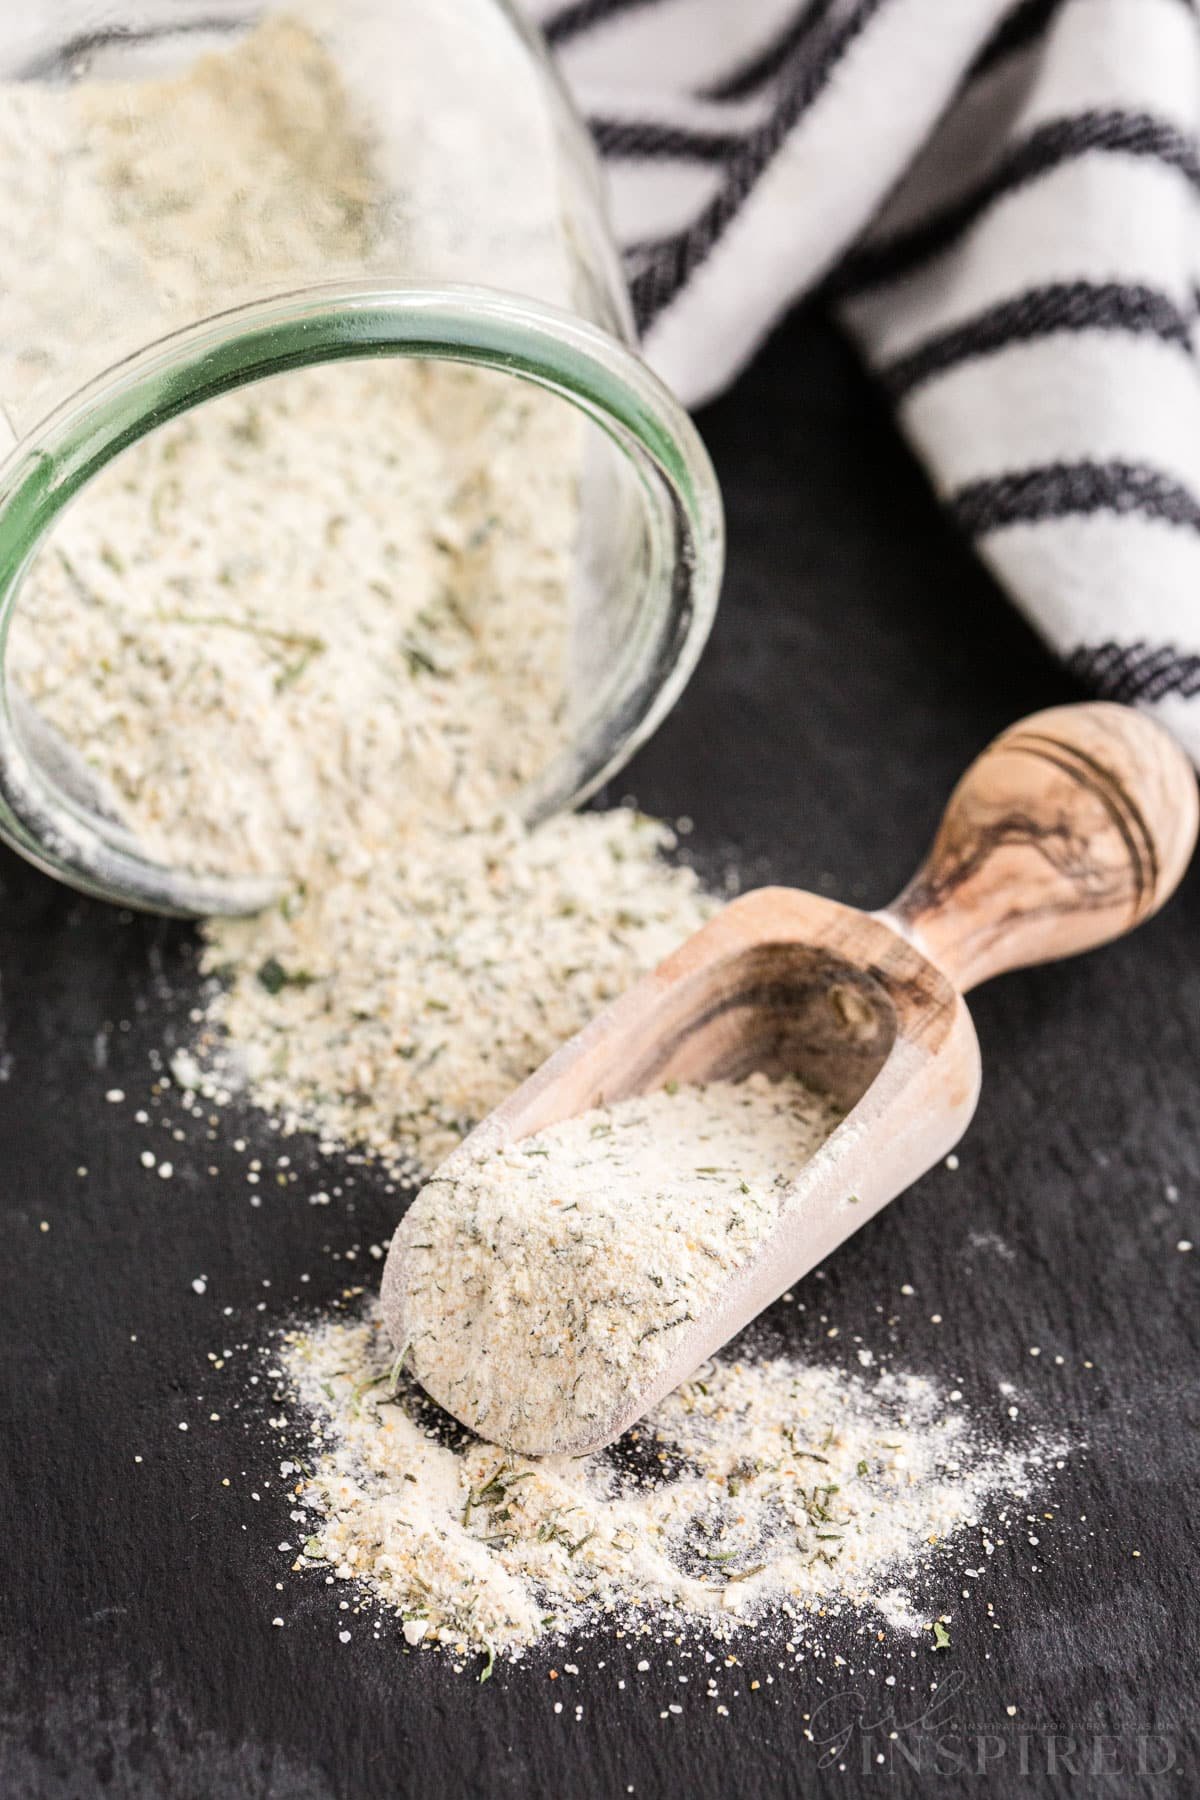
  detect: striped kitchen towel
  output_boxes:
[528,0,1200,766]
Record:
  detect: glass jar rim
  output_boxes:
[0,282,724,915]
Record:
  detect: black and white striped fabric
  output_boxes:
[526,0,1200,766]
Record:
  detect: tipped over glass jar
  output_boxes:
[0,1,722,915]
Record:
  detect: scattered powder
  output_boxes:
[198,810,714,1169]
[393,1076,844,1453]
[279,1302,1055,1662]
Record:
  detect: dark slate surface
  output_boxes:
[1,310,1197,1799]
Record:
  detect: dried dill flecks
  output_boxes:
[280,1302,1062,1666]
[394,1075,844,1453]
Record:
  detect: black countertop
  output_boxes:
[2,309,1197,1799]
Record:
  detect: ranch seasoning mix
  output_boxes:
[5,10,1070,1685]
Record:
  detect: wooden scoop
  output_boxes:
[382,703,1197,1455]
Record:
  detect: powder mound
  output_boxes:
[392,1075,843,1453]
[282,1301,1058,1662]
[197,808,715,1169]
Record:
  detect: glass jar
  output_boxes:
[0,1,722,914]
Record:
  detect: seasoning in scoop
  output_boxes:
[391,1074,844,1452]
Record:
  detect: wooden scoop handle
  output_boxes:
[885,702,1198,993]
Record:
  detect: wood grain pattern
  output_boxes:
[885,703,1199,993]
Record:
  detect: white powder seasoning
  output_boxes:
[394,1076,844,1453]
[281,1303,1057,1663]
[0,9,571,434]
[198,810,715,1169]
[10,356,579,880]
[5,12,579,882]
[0,9,725,1181]
[0,15,383,433]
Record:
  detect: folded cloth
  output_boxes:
[527,0,1200,766]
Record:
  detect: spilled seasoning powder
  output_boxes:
[391,1076,844,1453]
[279,1302,1058,1660]
[198,811,715,1170]
[0,15,719,1173]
